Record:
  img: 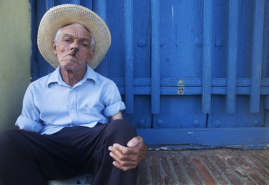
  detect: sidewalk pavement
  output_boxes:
[49,148,269,185]
[137,149,269,185]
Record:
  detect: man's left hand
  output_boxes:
[108,136,148,171]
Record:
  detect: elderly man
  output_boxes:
[0,4,147,185]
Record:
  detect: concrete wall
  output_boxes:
[0,1,31,130]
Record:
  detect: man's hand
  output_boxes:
[108,136,148,171]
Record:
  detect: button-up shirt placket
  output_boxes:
[69,88,78,126]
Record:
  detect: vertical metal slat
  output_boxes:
[124,0,134,114]
[250,0,265,113]
[151,0,160,114]
[81,0,92,10]
[71,0,80,5]
[30,0,39,81]
[226,0,239,113]
[202,0,213,114]
[46,0,54,10]
[95,0,107,77]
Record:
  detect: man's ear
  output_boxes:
[52,40,57,55]
[87,50,95,63]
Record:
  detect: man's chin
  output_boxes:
[60,64,77,71]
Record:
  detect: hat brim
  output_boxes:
[37,4,111,69]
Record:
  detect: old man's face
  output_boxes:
[53,24,95,73]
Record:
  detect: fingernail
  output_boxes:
[108,146,112,150]
[109,152,113,157]
[128,142,134,147]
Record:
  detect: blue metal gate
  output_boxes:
[30,0,269,149]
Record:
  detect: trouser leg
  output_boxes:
[69,119,139,185]
[0,129,47,185]
[91,119,139,185]
[0,120,139,185]
[0,129,81,185]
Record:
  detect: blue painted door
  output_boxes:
[30,0,269,149]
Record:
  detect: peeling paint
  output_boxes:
[177,87,185,95]
[177,79,185,86]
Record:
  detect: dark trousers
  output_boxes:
[0,119,138,185]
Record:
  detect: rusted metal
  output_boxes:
[177,88,184,95]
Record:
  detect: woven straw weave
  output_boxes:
[37,4,111,69]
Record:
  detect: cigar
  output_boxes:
[71,47,78,56]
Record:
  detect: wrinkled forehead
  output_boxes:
[60,24,92,40]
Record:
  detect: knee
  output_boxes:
[0,129,14,145]
[106,119,137,145]
[0,129,25,152]
[109,119,137,136]
[0,129,18,156]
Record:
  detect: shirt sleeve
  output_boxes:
[102,81,126,117]
[15,84,43,133]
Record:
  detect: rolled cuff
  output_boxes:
[15,115,43,133]
[104,101,126,117]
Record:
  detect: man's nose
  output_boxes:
[71,39,79,47]
[70,40,79,56]
[71,47,79,56]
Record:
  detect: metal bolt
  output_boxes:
[156,119,164,127]
[138,119,146,128]
[193,120,199,127]
[194,37,203,46]
[215,120,221,128]
[215,38,223,47]
[137,39,146,47]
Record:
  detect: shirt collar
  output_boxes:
[47,65,97,87]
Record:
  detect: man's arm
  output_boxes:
[110,111,123,120]
[15,84,43,133]
[109,111,148,171]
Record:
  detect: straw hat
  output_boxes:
[37,4,111,69]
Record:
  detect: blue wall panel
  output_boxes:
[30,0,269,148]
[154,0,207,128]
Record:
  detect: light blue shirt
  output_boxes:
[15,66,126,135]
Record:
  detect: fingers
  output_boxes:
[127,136,143,147]
[107,136,148,171]
[108,145,138,161]
[108,145,138,171]
[112,161,137,171]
